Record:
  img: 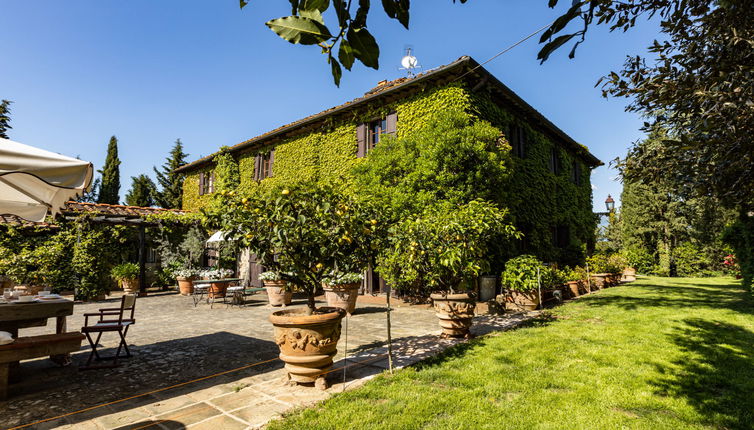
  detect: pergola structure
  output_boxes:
[1,201,193,296]
[61,202,193,295]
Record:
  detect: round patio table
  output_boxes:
[191,278,242,308]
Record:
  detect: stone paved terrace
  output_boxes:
[1,291,531,429]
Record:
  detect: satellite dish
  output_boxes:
[401,55,418,69]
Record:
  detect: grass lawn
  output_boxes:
[268,277,754,429]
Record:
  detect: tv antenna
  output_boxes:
[399,47,421,77]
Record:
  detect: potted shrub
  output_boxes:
[586,254,610,289]
[322,272,363,315]
[608,253,628,285]
[211,183,382,388]
[173,267,200,296]
[111,263,139,294]
[260,271,292,306]
[561,267,581,298]
[379,200,519,337]
[502,255,550,311]
[200,268,234,298]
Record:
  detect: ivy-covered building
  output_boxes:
[176,56,602,289]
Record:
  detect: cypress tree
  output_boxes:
[125,174,157,207]
[98,136,121,205]
[0,100,12,139]
[153,139,189,209]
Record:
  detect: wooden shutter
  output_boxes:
[269,149,275,177]
[386,112,397,135]
[253,154,261,181]
[198,172,205,196]
[209,172,215,193]
[356,123,367,158]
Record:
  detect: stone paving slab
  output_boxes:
[0,291,533,429]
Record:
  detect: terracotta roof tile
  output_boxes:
[0,214,59,229]
[61,201,192,217]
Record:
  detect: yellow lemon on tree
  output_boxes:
[281,189,290,196]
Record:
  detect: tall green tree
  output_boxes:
[153,139,189,209]
[98,136,121,205]
[0,99,12,139]
[125,174,157,207]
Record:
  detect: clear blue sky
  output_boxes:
[2,1,662,211]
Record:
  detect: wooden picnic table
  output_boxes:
[0,297,75,365]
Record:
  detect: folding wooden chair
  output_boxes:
[80,294,136,370]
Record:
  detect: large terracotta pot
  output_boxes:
[566,281,580,298]
[622,267,637,282]
[506,290,542,311]
[323,283,360,315]
[121,279,138,294]
[264,280,292,306]
[270,307,345,389]
[208,281,228,299]
[577,279,590,294]
[431,293,476,337]
[177,276,196,296]
[590,273,608,289]
[0,277,13,290]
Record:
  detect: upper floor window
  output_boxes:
[357,112,397,157]
[549,148,561,174]
[369,118,388,150]
[199,171,214,195]
[571,161,582,185]
[508,124,526,158]
[254,150,274,181]
[552,225,570,248]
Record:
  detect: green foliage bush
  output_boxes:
[353,111,511,220]
[501,255,548,292]
[586,253,625,274]
[379,200,519,299]
[723,215,754,290]
[111,263,139,281]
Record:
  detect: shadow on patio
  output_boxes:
[4,332,282,428]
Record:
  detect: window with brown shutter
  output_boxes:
[198,172,205,196]
[549,148,561,174]
[254,151,274,181]
[509,124,526,158]
[208,172,215,193]
[356,123,367,158]
[571,161,582,185]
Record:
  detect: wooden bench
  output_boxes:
[0,332,85,400]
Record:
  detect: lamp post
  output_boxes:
[595,195,616,218]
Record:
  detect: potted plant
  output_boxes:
[586,254,610,289]
[561,267,582,298]
[501,255,552,311]
[260,271,293,306]
[111,263,139,294]
[379,200,519,337]
[608,253,628,285]
[200,268,234,298]
[173,267,200,296]
[211,183,382,388]
[322,272,363,315]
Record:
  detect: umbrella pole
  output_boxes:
[138,226,147,297]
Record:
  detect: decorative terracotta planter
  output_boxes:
[177,277,196,296]
[208,281,228,299]
[431,293,476,337]
[270,307,345,389]
[121,279,138,294]
[0,277,13,290]
[577,279,590,294]
[566,281,580,298]
[264,280,292,306]
[506,290,542,311]
[590,273,608,289]
[622,267,636,282]
[323,283,360,315]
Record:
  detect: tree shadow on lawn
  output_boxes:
[652,318,754,429]
[581,279,754,315]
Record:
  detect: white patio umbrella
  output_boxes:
[0,137,93,222]
[206,230,231,243]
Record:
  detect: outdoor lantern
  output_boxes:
[605,195,615,213]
